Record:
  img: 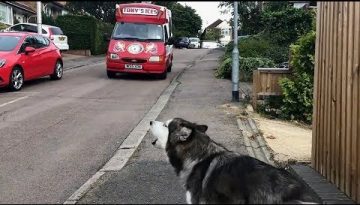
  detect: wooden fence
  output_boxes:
[252,68,292,109]
[312,2,360,202]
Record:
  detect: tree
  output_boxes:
[66,1,133,24]
[219,1,264,35]
[169,3,202,37]
[66,1,202,37]
[261,7,314,46]
[203,28,222,42]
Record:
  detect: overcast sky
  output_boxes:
[178,1,231,30]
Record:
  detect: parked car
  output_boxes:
[201,40,220,49]
[0,32,63,91]
[188,37,200,49]
[174,37,190,48]
[278,62,289,68]
[4,23,69,51]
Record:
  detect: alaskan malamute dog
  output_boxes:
[150,118,317,204]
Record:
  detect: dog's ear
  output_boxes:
[196,124,208,133]
[178,127,192,141]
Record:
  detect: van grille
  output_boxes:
[122,58,147,63]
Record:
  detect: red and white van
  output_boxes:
[106,3,174,79]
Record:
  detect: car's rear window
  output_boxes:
[189,38,199,42]
[50,27,64,35]
[0,36,21,51]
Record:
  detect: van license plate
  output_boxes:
[125,64,142,69]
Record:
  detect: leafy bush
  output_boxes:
[279,30,316,124]
[56,15,113,55]
[0,22,8,30]
[222,36,288,64]
[239,35,288,64]
[42,12,56,26]
[216,56,275,82]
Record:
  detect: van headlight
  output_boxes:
[149,56,163,62]
[110,53,120,60]
[0,59,6,68]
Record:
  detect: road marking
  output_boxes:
[63,64,193,204]
[0,96,29,108]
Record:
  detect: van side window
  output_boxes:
[164,25,168,41]
[169,17,173,37]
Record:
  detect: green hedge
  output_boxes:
[55,15,113,55]
[223,36,288,64]
[0,22,8,30]
[279,30,316,124]
[216,56,275,82]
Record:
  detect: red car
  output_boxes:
[0,32,63,91]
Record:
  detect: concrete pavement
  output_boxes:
[77,48,247,204]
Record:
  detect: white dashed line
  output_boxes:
[0,96,29,108]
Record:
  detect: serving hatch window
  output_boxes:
[112,22,164,41]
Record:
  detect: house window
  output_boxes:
[0,3,13,25]
[221,29,229,36]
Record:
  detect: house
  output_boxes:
[203,19,232,46]
[289,1,317,9]
[0,1,35,26]
[0,1,67,27]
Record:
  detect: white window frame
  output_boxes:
[0,2,13,25]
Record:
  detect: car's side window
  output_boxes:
[19,36,34,53]
[33,35,47,49]
[43,36,50,46]
[23,25,37,33]
[10,24,23,31]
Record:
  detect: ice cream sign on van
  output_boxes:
[122,7,159,16]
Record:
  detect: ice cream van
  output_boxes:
[106,3,174,79]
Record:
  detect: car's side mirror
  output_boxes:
[166,37,175,45]
[25,46,35,54]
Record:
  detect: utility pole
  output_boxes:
[37,1,42,34]
[232,1,239,102]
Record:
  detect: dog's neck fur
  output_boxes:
[167,131,229,187]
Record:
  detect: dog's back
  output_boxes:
[187,152,313,204]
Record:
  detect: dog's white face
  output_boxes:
[150,119,172,149]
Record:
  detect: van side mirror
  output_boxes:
[166,37,175,45]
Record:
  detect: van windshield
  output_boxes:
[112,22,164,41]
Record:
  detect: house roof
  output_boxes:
[5,1,36,14]
[206,19,223,29]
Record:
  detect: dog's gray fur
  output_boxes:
[150,118,317,204]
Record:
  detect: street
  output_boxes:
[0,49,209,204]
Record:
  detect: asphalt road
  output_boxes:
[0,48,208,204]
[77,48,247,204]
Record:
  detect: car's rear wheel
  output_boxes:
[107,70,117,78]
[9,67,24,91]
[50,60,63,80]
